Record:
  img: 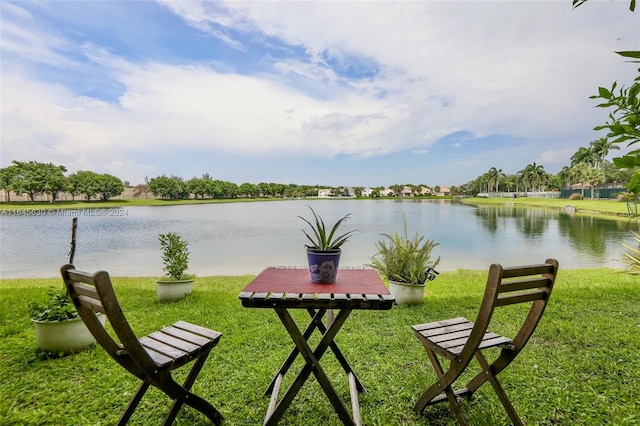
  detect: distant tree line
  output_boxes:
[458,138,635,198]
[0,160,456,203]
[0,161,124,202]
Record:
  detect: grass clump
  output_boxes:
[1,269,639,425]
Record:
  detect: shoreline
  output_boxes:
[458,196,635,220]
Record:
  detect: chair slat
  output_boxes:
[143,345,177,367]
[495,289,548,307]
[66,269,96,285]
[140,336,189,360]
[412,317,468,332]
[77,294,106,314]
[161,326,211,347]
[173,321,222,341]
[415,321,474,338]
[500,263,554,279]
[499,277,551,293]
[72,282,99,299]
[147,331,200,353]
[477,335,513,350]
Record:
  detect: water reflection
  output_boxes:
[475,206,552,238]
[557,213,639,257]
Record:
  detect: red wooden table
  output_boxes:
[239,267,394,426]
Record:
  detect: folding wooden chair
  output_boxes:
[411,259,558,426]
[60,264,223,425]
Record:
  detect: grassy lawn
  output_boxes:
[1,269,639,425]
[460,197,633,218]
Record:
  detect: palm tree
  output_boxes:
[487,167,498,192]
[521,163,546,192]
[570,163,590,197]
[590,137,620,168]
[557,166,572,189]
[570,146,597,167]
[494,168,505,192]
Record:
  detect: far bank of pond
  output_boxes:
[459,197,634,219]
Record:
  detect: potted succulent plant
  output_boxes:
[370,216,440,304]
[298,206,359,283]
[29,287,104,355]
[156,232,194,302]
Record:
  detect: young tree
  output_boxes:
[97,174,124,201]
[0,164,19,202]
[10,161,67,202]
[69,170,101,201]
[149,175,189,200]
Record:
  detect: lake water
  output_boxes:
[1,199,639,278]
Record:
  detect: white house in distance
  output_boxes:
[362,187,374,197]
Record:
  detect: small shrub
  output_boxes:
[158,232,192,280]
[569,193,583,200]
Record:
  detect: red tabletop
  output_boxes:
[241,267,390,295]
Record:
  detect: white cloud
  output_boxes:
[1,1,638,185]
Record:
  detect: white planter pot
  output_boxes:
[32,314,105,354]
[389,280,426,304]
[156,279,194,302]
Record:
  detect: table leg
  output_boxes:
[307,308,365,393]
[264,308,357,426]
[265,308,327,396]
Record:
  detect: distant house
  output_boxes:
[381,187,394,196]
[317,188,332,197]
[436,186,450,196]
[419,186,431,196]
[401,186,413,197]
[362,187,373,197]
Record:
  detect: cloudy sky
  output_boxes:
[1,1,638,188]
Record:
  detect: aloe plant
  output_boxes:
[298,206,359,251]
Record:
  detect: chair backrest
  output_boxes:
[460,258,559,362]
[60,264,157,378]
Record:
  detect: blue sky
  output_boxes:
[1,1,638,188]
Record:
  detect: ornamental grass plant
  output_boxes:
[370,215,440,284]
[1,269,639,425]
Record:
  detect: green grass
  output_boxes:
[461,197,633,218]
[1,270,639,425]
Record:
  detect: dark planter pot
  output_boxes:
[306,249,341,283]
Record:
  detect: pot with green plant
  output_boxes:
[29,287,105,354]
[156,232,194,302]
[298,206,359,283]
[370,216,440,304]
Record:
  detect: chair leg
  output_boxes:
[414,347,468,426]
[465,348,517,396]
[474,351,523,426]
[118,379,151,425]
[160,349,223,426]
